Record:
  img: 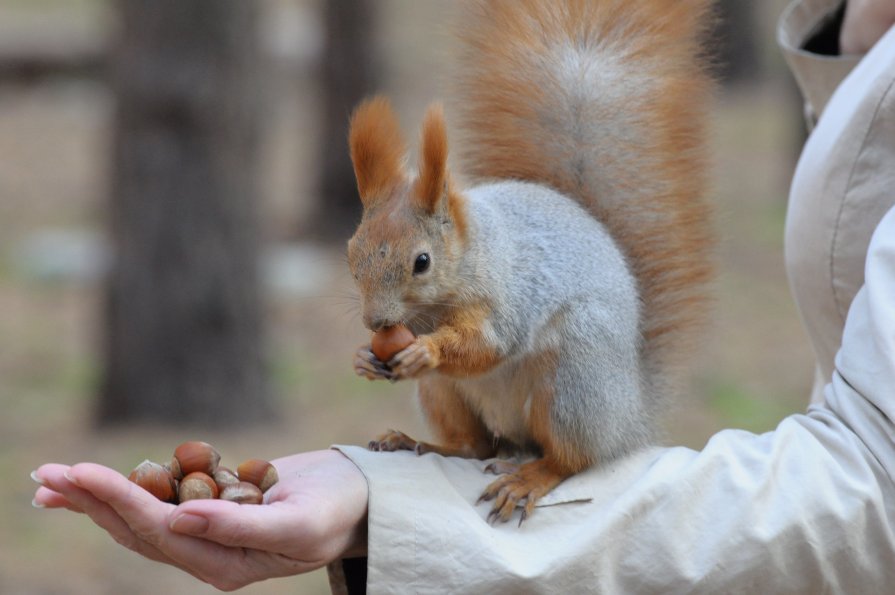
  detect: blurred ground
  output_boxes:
[0,0,814,593]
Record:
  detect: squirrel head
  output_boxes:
[346,97,468,332]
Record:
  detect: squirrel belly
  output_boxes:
[427,180,651,462]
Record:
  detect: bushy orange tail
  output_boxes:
[451,0,714,394]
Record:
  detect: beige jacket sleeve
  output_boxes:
[777,0,861,124]
[329,2,895,593]
[782,0,895,404]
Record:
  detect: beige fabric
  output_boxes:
[782,2,895,403]
[328,2,895,592]
[778,0,861,124]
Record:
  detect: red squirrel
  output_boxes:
[347,0,713,524]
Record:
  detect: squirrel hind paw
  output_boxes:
[483,460,520,476]
[478,460,567,525]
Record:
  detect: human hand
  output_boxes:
[31,449,368,591]
[841,0,895,54]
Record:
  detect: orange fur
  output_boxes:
[416,379,496,459]
[349,96,407,208]
[413,103,449,213]
[426,302,502,376]
[411,104,470,241]
[453,0,715,396]
[445,181,469,242]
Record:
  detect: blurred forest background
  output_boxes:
[1,0,815,593]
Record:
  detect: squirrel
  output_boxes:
[346,0,714,524]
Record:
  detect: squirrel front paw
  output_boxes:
[354,345,395,381]
[389,337,438,379]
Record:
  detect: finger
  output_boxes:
[31,467,80,511]
[32,485,82,512]
[169,498,309,551]
[172,459,367,571]
[169,499,331,578]
[35,464,178,567]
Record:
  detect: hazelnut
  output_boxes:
[128,460,177,503]
[178,471,219,502]
[213,467,240,491]
[371,324,415,362]
[165,457,183,481]
[220,481,264,505]
[236,459,279,493]
[173,441,221,476]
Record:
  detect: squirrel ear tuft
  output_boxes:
[414,103,449,214]
[349,96,407,208]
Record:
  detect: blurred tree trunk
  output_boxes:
[713,0,760,85]
[98,0,274,426]
[304,0,378,243]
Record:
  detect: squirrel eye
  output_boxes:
[413,253,431,275]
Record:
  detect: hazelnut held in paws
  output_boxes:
[371,324,415,363]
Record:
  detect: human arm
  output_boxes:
[31,449,368,592]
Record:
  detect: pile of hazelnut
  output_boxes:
[128,441,278,505]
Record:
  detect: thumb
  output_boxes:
[169,498,321,554]
[169,497,349,574]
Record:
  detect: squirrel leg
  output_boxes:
[479,383,592,525]
[368,378,496,459]
[417,377,496,458]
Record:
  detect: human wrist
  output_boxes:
[329,449,369,559]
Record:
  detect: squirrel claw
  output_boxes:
[486,508,504,526]
[520,498,537,527]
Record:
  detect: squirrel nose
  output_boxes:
[365,316,394,332]
[362,303,401,331]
